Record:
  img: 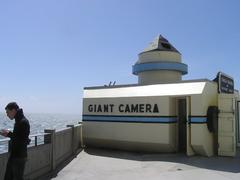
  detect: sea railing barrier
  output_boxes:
[0,133,49,153]
[0,123,83,180]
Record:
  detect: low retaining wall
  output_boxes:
[0,123,82,180]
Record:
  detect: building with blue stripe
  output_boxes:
[82,35,239,157]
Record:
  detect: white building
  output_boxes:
[82,35,240,157]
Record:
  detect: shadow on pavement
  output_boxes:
[85,147,240,173]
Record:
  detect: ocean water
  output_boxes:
[0,113,82,153]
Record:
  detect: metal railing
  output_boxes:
[0,138,10,143]
[0,124,83,180]
[0,132,51,154]
[29,133,50,147]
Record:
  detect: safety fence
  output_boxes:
[0,123,82,180]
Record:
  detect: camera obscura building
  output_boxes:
[82,35,240,157]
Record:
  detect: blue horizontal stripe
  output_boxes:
[190,117,207,123]
[83,115,207,124]
[132,62,188,75]
[83,115,177,123]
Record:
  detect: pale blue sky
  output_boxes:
[0,0,240,114]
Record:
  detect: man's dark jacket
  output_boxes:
[7,109,30,158]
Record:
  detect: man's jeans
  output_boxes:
[4,157,27,180]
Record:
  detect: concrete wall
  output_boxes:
[25,144,52,179]
[190,82,218,156]
[84,122,177,152]
[83,96,178,152]
[55,128,73,167]
[0,123,82,180]
[0,152,8,179]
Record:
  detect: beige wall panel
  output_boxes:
[219,116,234,133]
[218,94,235,112]
[83,122,174,143]
[201,82,218,109]
[138,71,182,84]
[138,51,181,63]
[218,93,236,156]
[190,95,204,115]
[191,82,217,115]
[191,124,214,156]
[219,136,235,152]
[190,82,217,156]
[83,122,177,152]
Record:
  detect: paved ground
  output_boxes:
[52,148,240,180]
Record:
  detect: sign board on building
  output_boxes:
[87,103,159,113]
[215,72,234,94]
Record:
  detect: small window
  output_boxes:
[161,43,171,49]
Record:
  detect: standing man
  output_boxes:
[0,102,30,180]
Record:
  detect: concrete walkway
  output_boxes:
[52,148,240,180]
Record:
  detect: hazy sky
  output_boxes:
[0,0,239,114]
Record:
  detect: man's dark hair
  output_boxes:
[5,102,19,110]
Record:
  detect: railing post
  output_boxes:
[78,122,84,148]
[67,125,75,155]
[44,129,56,171]
[35,136,37,147]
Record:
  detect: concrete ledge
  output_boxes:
[0,123,83,180]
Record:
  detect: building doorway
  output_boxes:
[178,98,187,153]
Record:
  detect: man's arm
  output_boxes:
[0,129,11,137]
